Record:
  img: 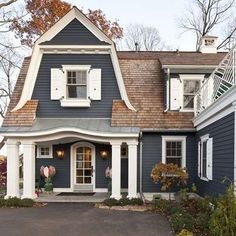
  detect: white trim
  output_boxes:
[94,188,108,193]
[161,136,186,168]
[12,7,136,112]
[234,104,236,196]
[196,106,234,130]
[53,188,73,192]
[3,127,139,139]
[62,65,91,71]
[36,145,53,159]
[193,85,236,127]
[162,64,220,69]
[36,7,113,45]
[200,134,209,142]
[60,99,91,107]
[180,74,204,112]
[70,142,96,192]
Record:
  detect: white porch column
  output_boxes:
[127,141,138,199]
[110,141,122,200]
[22,141,37,199]
[5,139,20,198]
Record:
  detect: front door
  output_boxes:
[74,145,95,192]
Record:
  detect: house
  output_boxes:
[0,7,235,200]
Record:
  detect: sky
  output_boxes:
[69,0,197,51]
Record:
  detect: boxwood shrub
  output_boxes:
[0,197,34,207]
[103,197,143,207]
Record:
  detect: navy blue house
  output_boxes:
[1,7,235,200]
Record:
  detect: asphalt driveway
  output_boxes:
[0,203,173,236]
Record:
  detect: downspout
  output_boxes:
[139,131,145,202]
[164,67,170,112]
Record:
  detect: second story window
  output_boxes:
[183,80,200,110]
[67,71,87,99]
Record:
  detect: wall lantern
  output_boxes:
[56,145,65,159]
[100,150,109,160]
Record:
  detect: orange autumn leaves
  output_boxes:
[11,0,123,47]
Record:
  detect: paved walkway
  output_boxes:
[35,192,108,203]
[0,203,173,236]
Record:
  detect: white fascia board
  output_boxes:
[179,74,205,80]
[162,65,217,69]
[36,7,113,45]
[193,85,236,127]
[2,127,139,139]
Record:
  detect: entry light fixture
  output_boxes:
[56,145,65,159]
[100,150,109,160]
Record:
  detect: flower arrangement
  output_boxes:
[105,166,112,195]
[40,165,56,193]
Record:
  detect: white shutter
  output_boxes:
[170,78,182,110]
[89,68,101,100]
[207,138,213,180]
[198,141,201,177]
[51,68,65,100]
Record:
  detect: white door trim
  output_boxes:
[70,142,96,192]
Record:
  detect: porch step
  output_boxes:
[73,185,93,193]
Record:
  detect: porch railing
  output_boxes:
[194,46,236,116]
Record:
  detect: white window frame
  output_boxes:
[37,145,53,159]
[61,65,91,107]
[198,134,212,181]
[179,74,204,112]
[162,136,186,168]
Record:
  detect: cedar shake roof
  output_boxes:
[111,58,194,129]
[117,51,226,66]
[2,57,38,127]
[2,51,225,129]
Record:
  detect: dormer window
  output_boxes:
[67,71,87,99]
[183,79,200,110]
[50,65,102,107]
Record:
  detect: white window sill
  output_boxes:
[60,99,91,107]
[200,177,209,182]
[36,156,53,159]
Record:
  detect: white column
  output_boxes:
[22,141,37,199]
[110,141,122,200]
[127,141,138,199]
[5,139,20,199]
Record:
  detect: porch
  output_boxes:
[3,118,140,200]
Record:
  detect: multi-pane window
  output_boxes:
[67,71,87,99]
[37,146,52,159]
[183,80,200,109]
[166,141,182,167]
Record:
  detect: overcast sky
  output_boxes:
[69,0,197,51]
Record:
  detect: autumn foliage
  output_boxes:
[151,162,188,194]
[0,158,7,188]
[11,0,123,47]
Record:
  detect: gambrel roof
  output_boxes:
[2,51,226,129]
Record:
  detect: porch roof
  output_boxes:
[0,118,140,135]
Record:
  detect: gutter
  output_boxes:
[139,131,145,202]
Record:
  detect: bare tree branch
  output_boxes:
[179,0,235,50]
[0,0,17,9]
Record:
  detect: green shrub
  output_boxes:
[170,212,194,233]
[195,212,210,233]
[128,198,143,206]
[177,229,193,236]
[210,184,236,236]
[119,197,131,206]
[154,199,174,214]
[0,197,34,208]
[170,206,185,215]
[20,198,34,207]
[103,198,119,207]
[179,188,189,202]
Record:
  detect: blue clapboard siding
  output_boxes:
[196,112,234,196]
[41,19,109,45]
[35,143,71,188]
[32,54,121,118]
[35,142,128,189]
[142,132,197,192]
